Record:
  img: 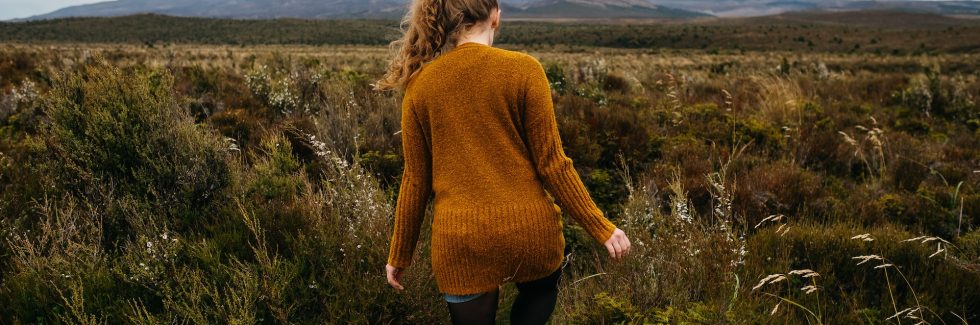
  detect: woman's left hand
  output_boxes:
[386,264,405,290]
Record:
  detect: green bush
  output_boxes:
[544,61,568,96]
[40,61,234,241]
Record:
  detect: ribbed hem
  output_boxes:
[430,199,566,295]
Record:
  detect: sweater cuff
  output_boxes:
[387,251,412,269]
[583,217,617,244]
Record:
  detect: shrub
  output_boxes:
[734,160,828,226]
[544,61,568,96]
[556,168,745,323]
[40,61,234,242]
[603,72,632,94]
[955,229,980,270]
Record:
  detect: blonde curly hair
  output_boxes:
[374,0,500,91]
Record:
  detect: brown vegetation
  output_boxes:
[0,42,977,323]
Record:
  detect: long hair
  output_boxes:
[374,0,500,91]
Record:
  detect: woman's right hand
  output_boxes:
[603,228,631,261]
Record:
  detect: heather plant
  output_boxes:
[0,79,42,135]
[891,66,978,123]
[544,61,569,96]
[245,64,302,115]
[38,61,235,245]
[0,44,977,323]
[556,164,745,323]
[2,197,107,321]
[0,58,449,323]
[569,56,609,106]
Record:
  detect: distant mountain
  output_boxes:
[26,0,708,21]
[653,0,980,17]
[755,9,979,28]
[842,1,980,16]
[507,0,710,18]
[27,0,408,20]
[25,0,980,21]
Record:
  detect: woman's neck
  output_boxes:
[456,27,495,47]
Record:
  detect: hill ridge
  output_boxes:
[25,0,708,21]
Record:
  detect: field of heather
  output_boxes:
[0,43,978,323]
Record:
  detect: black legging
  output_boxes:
[447,264,563,325]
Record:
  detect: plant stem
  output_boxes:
[881,251,901,325]
[763,293,823,325]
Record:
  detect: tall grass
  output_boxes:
[0,44,977,323]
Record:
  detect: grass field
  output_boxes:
[0,16,978,324]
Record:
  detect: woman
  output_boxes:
[374,0,631,323]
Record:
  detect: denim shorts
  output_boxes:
[444,291,486,303]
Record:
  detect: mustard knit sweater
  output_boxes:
[386,42,617,295]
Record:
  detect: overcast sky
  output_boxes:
[0,0,104,20]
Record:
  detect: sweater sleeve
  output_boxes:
[520,56,618,244]
[387,93,433,268]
